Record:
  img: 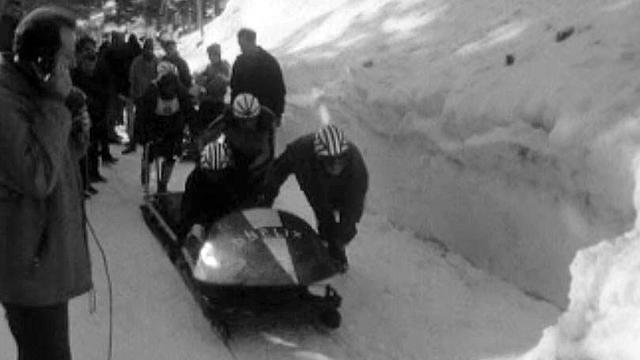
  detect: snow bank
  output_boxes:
[182,0,640,311]
[482,162,640,360]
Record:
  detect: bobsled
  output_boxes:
[140,185,342,341]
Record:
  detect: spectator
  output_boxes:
[261,125,369,273]
[161,38,192,88]
[230,28,286,123]
[138,66,194,192]
[122,37,158,154]
[121,33,142,145]
[97,31,110,57]
[0,0,22,59]
[72,35,110,183]
[0,7,93,359]
[102,31,127,148]
[126,33,141,61]
[193,42,230,135]
[66,87,96,197]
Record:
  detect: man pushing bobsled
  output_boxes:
[260,124,369,273]
[179,93,276,239]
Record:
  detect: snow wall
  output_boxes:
[180,0,640,312]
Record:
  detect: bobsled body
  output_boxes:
[140,192,342,336]
[183,208,339,288]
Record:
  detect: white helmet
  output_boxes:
[314,124,349,157]
[200,137,232,170]
[232,93,261,119]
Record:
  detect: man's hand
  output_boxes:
[118,94,133,105]
[188,224,204,240]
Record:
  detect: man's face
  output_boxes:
[165,43,177,56]
[237,36,253,54]
[237,115,259,131]
[44,27,75,100]
[77,42,97,75]
[142,43,154,59]
[318,154,349,176]
[208,51,220,64]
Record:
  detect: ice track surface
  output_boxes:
[0,145,558,360]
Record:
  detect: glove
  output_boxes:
[187,223,204,240]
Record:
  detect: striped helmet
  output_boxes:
[232,93,261,119]
[200,137,232,170]
[314,124,349,157]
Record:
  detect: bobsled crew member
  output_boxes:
[198,92,277,200]
[0,6,92,359]
[138,61,195,192]
[180,136,242,239]
[262,124,369,272]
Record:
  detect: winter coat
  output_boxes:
[181,166,243,232]
[162,53,192,88]
[195,60,230,103]
[0,59,92,306]
[0,15,18,58]
[71,65,110,139]
[230,47,286,118]
[137,80,194,148]
[263,134,368,245]
[105,42,133,96]
[129,55,158,100]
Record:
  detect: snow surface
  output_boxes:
[0,150,557,359]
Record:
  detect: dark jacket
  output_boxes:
[137,79,194,143]
[195,60,230,103]
[230,47,286,117]
[71,65,110,138]
[162,53,192,88]
[181,166,243,232]
[198,106,276,181]
[0,15,18,58]
[128,54,158,100]
[105,42,133,96]
[264,134,368,244]
[0,59,92,306]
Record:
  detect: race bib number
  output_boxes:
[155,97,180,116]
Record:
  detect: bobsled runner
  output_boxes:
[139,154,342,341]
